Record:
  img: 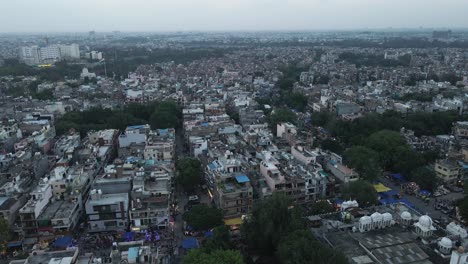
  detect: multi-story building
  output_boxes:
[435,159,460,183]
[144,129,175,163]
[19,46,41,65]
[85,189,129,232]
[39,45,61,63]
[58,44,80,59]
[19,182,53,237]
[206,150,253,219]
[130,167,172,231]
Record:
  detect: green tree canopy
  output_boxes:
[0,217,12,245]
[202,225,233,252]
[341,180,378,207]
[309,200,335,215]
[278,230,348,264]
[183,204,223,231]
[268,108,296,129]
[149,101,182,129]
[241,193,305,254]
[410,167,438,191]
[176,158,202,192]
[366,130,406,169]
[343,146,381,181]
[183,249,244,264]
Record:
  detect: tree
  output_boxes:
[341,180,378,207]
[241,193,305,254]
[183,205,223,231]
[366,130,406,169]
[321,138,344,154]
[277,230,348,264]
[410,167,438,191]
[344,146,381,182]
[309,201,335,215]
[268,108,296,129]
[0,218,12,250]
[202,225,233,252]
[392,146,424,176]
[149,101,182,129]
[183,249,244,264]
[176,158,202,192]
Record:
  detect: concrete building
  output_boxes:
[85,189,129,232]
[19,181,53,237]
[130,167,172,230]
[435,159,460,183]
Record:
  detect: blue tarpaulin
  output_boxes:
[204,231,214,238]
[399,198,415,208]
[7,241,22,248]
[390,173,407,182]
[53,236,72,248]
[235,175,250,183]
[182,238,199,249]
[381,190,399,197]
[125,232,135,241]
[419,190,432,196]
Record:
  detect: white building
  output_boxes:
[19,46,41,65]
[58,44,80,59]
[40,45,61,63]
[85,189,129,232]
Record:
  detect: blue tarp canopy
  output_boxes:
[334,199,344,204]
[419,190,432,196]
[235,175,250,183]
[182,238,199,249]
[125,232,135,241]
[204,231,214,238]
[390,173,407,182]
[7,241,22,248]
[381,190,399,197]
[399,198,415,208]
[53,236,72,248]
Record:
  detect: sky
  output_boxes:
[1,0,467,32]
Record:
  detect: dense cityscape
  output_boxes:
[1,29,468,264]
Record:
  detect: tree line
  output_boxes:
[55,101,182,137]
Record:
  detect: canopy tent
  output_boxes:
[390,173,407,182]
[125,232,136,241]
[419,190,432,196]
[204,231,214,238]
[182,238,199,249]
[224,217,242,226]
[381,190,399,197]
[399,198,415,208]
[53,236,72,248]
[374,183,392,193]
[7,241,22,248]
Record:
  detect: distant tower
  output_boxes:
[43,36,49,45]
[89,30,96,41]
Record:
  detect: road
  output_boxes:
[379,176,463,223]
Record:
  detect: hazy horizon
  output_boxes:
[2,0,467,33]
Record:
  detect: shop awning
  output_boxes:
[224,217,242,226]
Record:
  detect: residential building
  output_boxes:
[435,159,460,183]
[85,189,129,232]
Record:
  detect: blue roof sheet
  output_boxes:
[235,175,250,183]
[182,238,199,249]
[53,236,72,248]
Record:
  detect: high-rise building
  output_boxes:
[39,45,61,63]
[58,44,80,59]
[19,46,41,65]
[19,44,80,65]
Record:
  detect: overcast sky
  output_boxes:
[1,0,467,32]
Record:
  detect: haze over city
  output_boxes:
[1,0,468,32]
